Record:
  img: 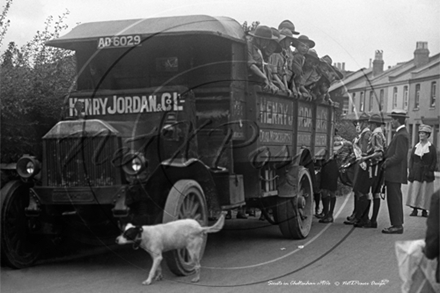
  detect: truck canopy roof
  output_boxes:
[46,15,246,50]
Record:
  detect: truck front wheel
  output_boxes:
[1,181,42,268]
[162,180,208,276]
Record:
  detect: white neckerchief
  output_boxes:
[414,141,431,157]
[396,125,405,132]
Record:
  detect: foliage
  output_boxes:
[242,21,260,34]
[0,0,12,48]
[0,10,76,163]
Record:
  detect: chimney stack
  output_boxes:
[414,42,429,68]
[372,50,384,76]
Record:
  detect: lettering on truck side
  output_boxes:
[68,92,184,117]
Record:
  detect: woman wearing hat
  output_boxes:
[406,124,438,217]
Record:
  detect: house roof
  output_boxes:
[329,67,372,92]
[330,52,440,94]
[46,15,246,50]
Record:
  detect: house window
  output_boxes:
[415,84,420,109]
[369,91,374,111]
[379,89,384,111]
[360,92,365,112]
[403,86,408,110]
[393,87,398,108]
[431,81,436,107]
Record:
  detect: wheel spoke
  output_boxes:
[189,201,200,217]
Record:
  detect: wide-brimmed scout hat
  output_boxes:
[278,20,300,35]
[419,124,432,133]
[319,55,344,80]
[320,55,333,67]
[266,29,282,53]
[249,25,276,40]
[369,113,385,124]
[292,35,315,48]
[271,27,285,41]
[388,109,408,118]
[279,28,297,42]
[306,49,319,60]
[332,67,344,80]
[357,112,370,122]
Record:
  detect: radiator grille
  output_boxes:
[44,135,120,187]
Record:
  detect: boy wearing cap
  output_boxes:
[382,109,409,234]
[357,114,387,228]
[344,113,372,226]
[269,28,298,96]
[290,35,315,99]
[300,49,322,100]
[246,25,276,90]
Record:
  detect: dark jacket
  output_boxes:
[383,127,410,183]
[408,143,437,183]
[424,190,439,283]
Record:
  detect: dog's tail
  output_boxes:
[202,212,225,234]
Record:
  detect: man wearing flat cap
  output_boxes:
[382,109,410,234]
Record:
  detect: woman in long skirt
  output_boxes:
[406,124,438,217]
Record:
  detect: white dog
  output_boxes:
[116,213,225,285]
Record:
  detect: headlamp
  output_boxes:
[17,156,41,179]
[122,152,147,176]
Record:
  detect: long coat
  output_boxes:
[407,143,437,183]
[383,127,410,183]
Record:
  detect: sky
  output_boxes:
[2,0,440,71]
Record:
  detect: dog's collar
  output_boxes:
[132,227,143,250]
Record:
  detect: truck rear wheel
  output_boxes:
[1,181,42,268]
[276,167,313,239]
[162,180,208,276]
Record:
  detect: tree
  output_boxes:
[0,9,76,163]
[0,0,12,48]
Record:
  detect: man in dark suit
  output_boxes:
[382,109,410,234]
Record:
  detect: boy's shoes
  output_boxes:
[382,226,403,234]
[319,216,333,223]
[354,220,370,228]
[344,218,357,225]
[364,221,377,228]
[409,209,418,217]
[346,214,355,221]
[421,210,428,217]
[315,212,326,219]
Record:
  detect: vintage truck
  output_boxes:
[0,15,336,275]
